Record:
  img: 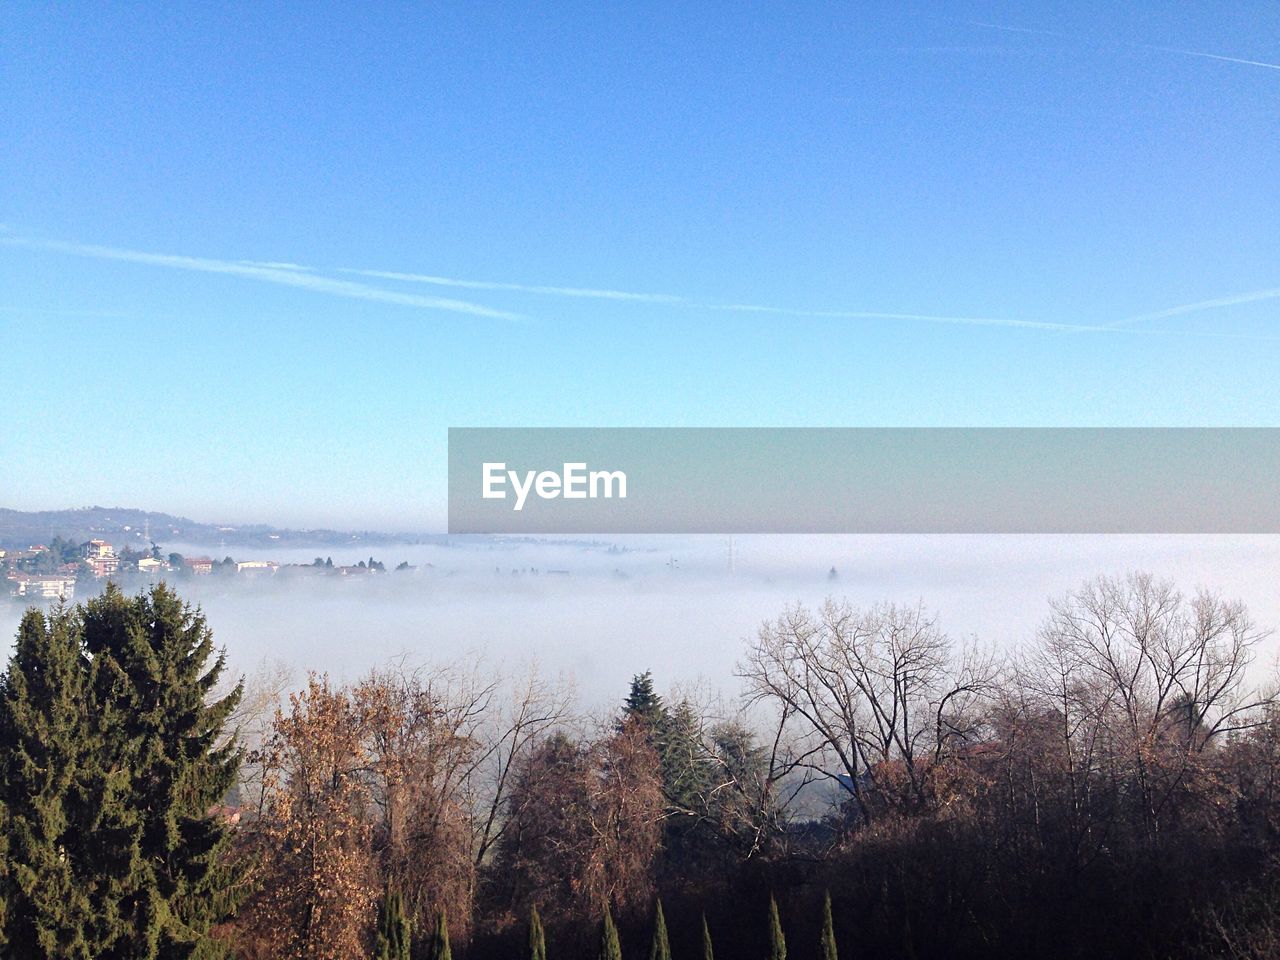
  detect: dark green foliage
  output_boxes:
[623,671,665,729]
[374,888,411,960]
[702,913,714,960]
[820,891,838,960]
[427,908,452,960]
[0,585,243,960]
[649,899,671,960]
[529,905,547,960]
[0,606,94,958]
[768,896,786,960]
[599,902,622,960]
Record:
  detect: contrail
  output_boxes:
[1110,288,1280,327]
[343,263,1099,329]
[1148,45,1280,71]
[0,237,525,321]
[340,267,686,304]
[705,302,1116,333]
[967,19,1280,71]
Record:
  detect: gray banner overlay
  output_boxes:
[448,428,1280,534]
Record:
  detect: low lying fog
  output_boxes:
[4,535,1278,705]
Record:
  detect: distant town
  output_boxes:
[1,535,437,603]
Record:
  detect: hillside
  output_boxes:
[0,507,431,551]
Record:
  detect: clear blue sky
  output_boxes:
[1,2,1277,528]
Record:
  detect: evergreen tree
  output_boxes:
[529,905,547,960]
[373,888,411,960]
[0,606,94,958]
[427,908,452,960]
[80,584,243,959]
[702,913,714,960]
[767,895,787,960]
[599,902,623,960]
[649,899,671,960]
[623,671,665,730]
[820,891,838,960]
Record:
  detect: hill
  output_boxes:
[0,506,433,551]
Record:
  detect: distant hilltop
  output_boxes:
[0,506,439,551]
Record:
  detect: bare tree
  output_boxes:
[1034,572,1273,843]
[739,598,997,823]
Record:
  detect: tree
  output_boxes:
[599,902,622,960]
[1,587,242,960]
[649,899,671,960]
[740,599,995,822]
[0,606,94,958]
[244,676,376,959]
[767,896,786,960]
[529,905,547,960]
[702,913,714,960]
[79,584,243,959]
[819,891,838,960]
[373,888,411,960]
[426,908,452,960]
[623,672,665,731]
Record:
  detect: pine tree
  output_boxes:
[79,584,243,959]
[599,902,623,960]
[0,606,94,959]
[529,905,547,960]
[373,888,411,960]
[623,671,666,731]
[768,895,787,960]
[702,913,714,960]
[820,891,838,960]
[427,908,452,960]
[649,899,671,960]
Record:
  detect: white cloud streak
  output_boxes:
[1110,288,1280,327]
[8,235,1277,339]
[967,19,1280,71]
[704,302,1116,332]
[0,238,525,321]
[341,267,686,304]
[344,264,1105,330]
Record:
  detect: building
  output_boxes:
[8,573,77,600]
[185,557,214,575]
[84,539,120,578]
[137,557,168,576]
[235,560,278,576]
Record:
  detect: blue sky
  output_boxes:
[1,2,1277,528]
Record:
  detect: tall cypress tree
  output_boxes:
[374,888,411,960]
[702,913,714,960]
[529,904,547,960]
[599,902,623,960]
[820,891,838,960]
[649,899,671,960]
[80,584,243,959]
[427,908,452,960]
[767,895,787,960]
[0,606,94,959]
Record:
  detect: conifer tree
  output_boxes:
[374,888,411,960]
[0,607,94,958]
[623,672,665,730]
[820,891,838,960]
[768,895,787,960]
[78,585,243,959]
[600,901,623,960]
[702,913,714,960]
[427,908,452,960]
[649,899,671,960]
[529,904,548,960]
